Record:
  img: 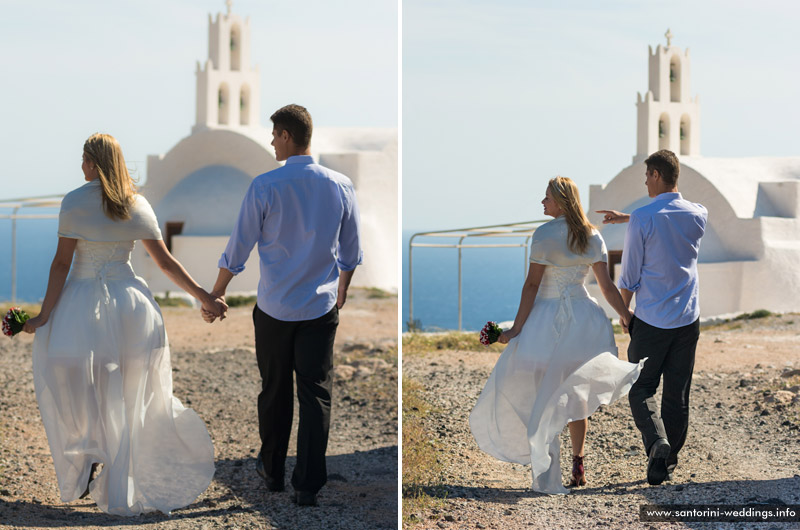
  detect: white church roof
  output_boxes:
[313,127,397,153]
[681,156,800,218]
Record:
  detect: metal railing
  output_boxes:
[408,220,547,331]
[0,195,63,303]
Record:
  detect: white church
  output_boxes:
[132,2,398,296]
[588,30,800,317]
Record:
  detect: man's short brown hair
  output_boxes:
[270,104,313,149]
[645,149,680,187]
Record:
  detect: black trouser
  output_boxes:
[627,315,699,472]
[253,304,338,494]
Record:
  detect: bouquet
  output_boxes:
[479,321,503,346]
[2,307,30,337]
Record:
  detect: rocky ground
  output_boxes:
[0,288,398,529]
[403,314,800,530]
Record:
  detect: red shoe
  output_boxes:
[567,455,586,487]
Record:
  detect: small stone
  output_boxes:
[355,365,374,377]
[334,365,357,381]
[781,369,800,378]
[437,523,447,529]
[760,409,771,416]
[444,514,455,522]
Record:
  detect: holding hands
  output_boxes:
[201,292,228,323]
[619,309,632,334]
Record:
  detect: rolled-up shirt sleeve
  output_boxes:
[618,213,644,292]
[336,184,363,271]
[218,180,264,274]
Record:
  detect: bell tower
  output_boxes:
[193,1,261,133]
[634,29,700,162]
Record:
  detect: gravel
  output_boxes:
[0,290,398,529]
[403,315,800,530]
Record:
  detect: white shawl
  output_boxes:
[57,180,162,241]
[529,216,607,267]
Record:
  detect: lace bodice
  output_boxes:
[537,265,590,299]
[70,240,136,281]
[536,264,593,339]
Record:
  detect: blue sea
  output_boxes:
[0,214,59,303]
[402,230,531,332]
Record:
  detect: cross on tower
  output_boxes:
[226,0,233,15]
[665,28,673,47]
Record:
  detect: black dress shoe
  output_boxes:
[647,439,671,485]
[294,491,318,507]
[665,454,677,481]
[256,454,284,492]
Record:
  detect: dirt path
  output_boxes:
[403,315,800,529]
[0,289,398,529]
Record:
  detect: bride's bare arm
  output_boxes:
[22,237,77,333]
[498,263,546,343]
[141,239,227,318]
[591,261,631,329]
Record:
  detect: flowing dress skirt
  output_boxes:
[470,283,644,494]
[32,244,214,515]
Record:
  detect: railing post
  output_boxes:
[11,207,19,303]
[458,236,465,331]
[408,234,415,329]
[524,234,533,281]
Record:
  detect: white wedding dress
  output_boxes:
[470,217,644,494]
[32,182,214,515]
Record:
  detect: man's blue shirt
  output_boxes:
[619,192,707,329]
[219,155,363,321]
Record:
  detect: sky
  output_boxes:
[0,0,398,200]
[403,0,800,232]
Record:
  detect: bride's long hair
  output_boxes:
[548,176,595,255]
[83,133,136,221]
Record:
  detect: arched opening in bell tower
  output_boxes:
[669,54,682,102]
[218,83,230,125]
[658,113,670,150]
[680,114,691,155]
[240,85,250,125]
[230,24,241,71]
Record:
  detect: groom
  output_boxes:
[598,149,707,486]
[205,104,363,506]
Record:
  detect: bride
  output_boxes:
[23,133,225,515]
[470,176,645,494]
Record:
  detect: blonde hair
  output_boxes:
[548,176,595,255]
[83,133,136,221]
